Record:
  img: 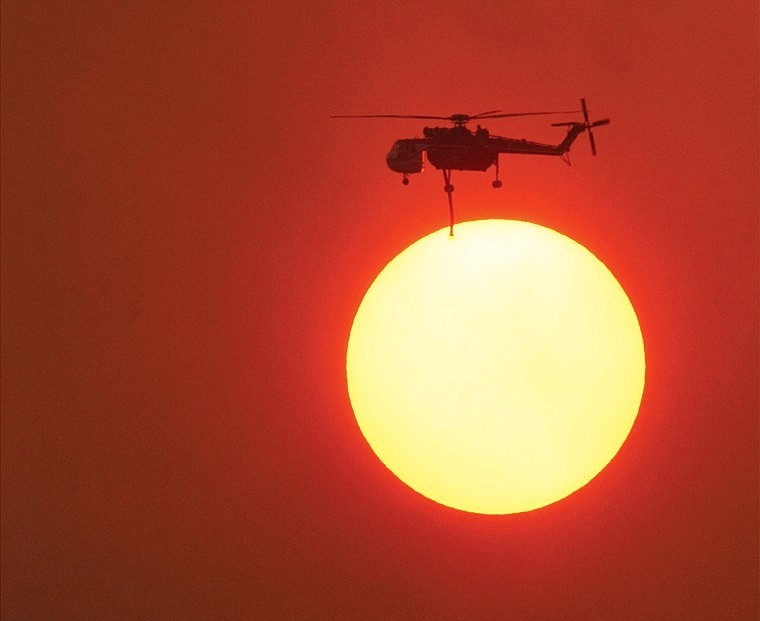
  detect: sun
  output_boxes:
[346,219,645,514]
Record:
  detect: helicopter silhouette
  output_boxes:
[332,99,609,235]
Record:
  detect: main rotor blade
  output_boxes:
[474,110,581,120]
[332,110,583,122]
[552,118,610,128]
[330,114,453,120]
[471,109,503,118]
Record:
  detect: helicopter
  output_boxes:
[332,99,609,235]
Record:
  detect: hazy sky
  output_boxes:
[2,2,757,618]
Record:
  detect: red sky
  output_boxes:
[2,2,758,618]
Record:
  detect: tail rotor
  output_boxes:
[580,98,609,156]
[552,99,610,155]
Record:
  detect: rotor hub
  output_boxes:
[449,114,471,126]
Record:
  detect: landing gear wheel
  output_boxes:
[493,156,502,189]
[444,184,454,193]
[402,176,409,186]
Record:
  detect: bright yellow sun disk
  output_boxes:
[346,219,645,514]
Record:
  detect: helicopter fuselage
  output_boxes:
[425,126,496,171]
[386,123,588,176]
[385,138,426,174]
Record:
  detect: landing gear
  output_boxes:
[492,156,502,188]
[402,174,409,185]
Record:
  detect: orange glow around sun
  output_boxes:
[346,219,645,514]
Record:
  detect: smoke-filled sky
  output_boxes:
[2,2,757,618]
